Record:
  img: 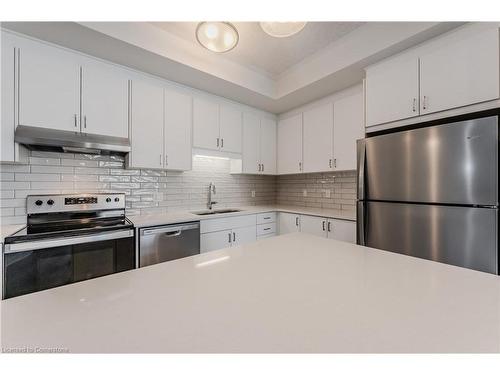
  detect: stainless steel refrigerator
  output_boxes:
[357,115,498,274]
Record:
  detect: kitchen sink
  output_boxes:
[192,209,242,216]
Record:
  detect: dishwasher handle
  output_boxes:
[140,223,199,236]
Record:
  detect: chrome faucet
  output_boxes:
[207,182,217,210]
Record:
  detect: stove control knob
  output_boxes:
[106,197,112,203]
[114,197,120,202]
[35,200,43,206]
[47,199,55,206]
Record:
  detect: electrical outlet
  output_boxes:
[323,189,331,198]
[303,189,307,197]
[251,190,256,198]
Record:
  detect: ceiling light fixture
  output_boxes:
[260,22,307,38]
[196,22,239,53]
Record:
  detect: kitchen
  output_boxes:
[1,3,500,370]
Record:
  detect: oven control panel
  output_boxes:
[65,197,98,205]
[27,193,125,214]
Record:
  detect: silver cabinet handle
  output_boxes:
[299,162,302,171]
[221,138,224,148]
[74,114,78,128]
[165,155,168,167]
[258,163,261,172]
[329,159,332,168]
[84,115,87,129]
[228,232,232,243]
[160,154,162,166]
[422,96,428,110]
[263,217,271,220]
[334,159,337,169]
[412,98,417,112]
[262,163,264,172]
[322,220,326,231]
[217,138,220,148]
[163,230,182,237]
[263,227,271,231]
[233,232,236,242]
[295,216,299,226]
[327,221,331,232]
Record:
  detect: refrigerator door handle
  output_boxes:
[357,202,366,246]
[357,139,366,200]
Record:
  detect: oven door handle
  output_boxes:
[3,229,134,254]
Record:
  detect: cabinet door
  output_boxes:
[333,91,364,171]
[327,219,356,243]
[278,212,300,235]
[193,97,219,150]
[219,105,242,153]
[165,89,192,171]
[260,118,277,175]
[232,226,257,247]
[300,215,328,238]
[419,28,499,115]
[18,38,80,131]
[200,230,232,253]
[303,103,333,173]
[1,34,16,162]
[277,114,303,174]
[365,53,419,127]
[129,78,164,169]
[81,59,129,138]
[242,112,260,174]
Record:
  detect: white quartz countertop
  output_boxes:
[2,233,499,353]
[0,225,25,244]
[128,205,356,228]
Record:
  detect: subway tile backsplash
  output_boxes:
[0,151,356,225]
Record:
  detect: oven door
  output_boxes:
[3,229,134,299]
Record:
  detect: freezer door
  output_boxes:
[358,201,498,274]
[358,116,498,205]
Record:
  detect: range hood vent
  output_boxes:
[14,125,131,154]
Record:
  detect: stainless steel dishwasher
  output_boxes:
[139,222,200,267]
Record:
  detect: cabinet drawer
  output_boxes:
[257,222,276,236]
[200,214,256,233]
[256,212,276,224]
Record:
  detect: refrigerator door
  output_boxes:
[358,201,498,274]
[358,116,498,205]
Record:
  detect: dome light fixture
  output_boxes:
[196,22,239,53]
[260,22,307,38]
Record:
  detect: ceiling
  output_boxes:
[150,22,364,78]
[1,22,464,113]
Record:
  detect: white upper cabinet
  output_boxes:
[419,28,499,115]
[365,25,500,128]
[260,118,277,175]
[193,97,220,151]
[241,114,276,175]
[17,36,80,132]
[365,52,420,127]
[303,103,334,173]
[277,114,303,174]
[219,104,242,153]
[333,91,364,171]
[128,78,164,169]
[242,112,261,174]
[164,89,192,171]
[80,58,129,138]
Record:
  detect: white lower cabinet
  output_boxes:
[200,214,257,253]
[279,213,356,243]
[278,212,301,234]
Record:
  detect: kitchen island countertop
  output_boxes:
[2,233,499,353]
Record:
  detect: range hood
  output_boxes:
[14,125,131,154]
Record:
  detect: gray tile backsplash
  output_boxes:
[277,171,357,211]
[0,151,356,225]
[0,152,276,224]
